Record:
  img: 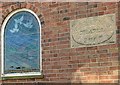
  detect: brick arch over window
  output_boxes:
[2,3,45,27]
[1,8,42,77]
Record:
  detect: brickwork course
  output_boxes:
[0,2,119,84]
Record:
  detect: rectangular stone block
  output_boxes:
[70,14,117,48]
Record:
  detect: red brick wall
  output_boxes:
[0,2,119,84]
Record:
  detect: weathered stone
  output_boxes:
[70,14,117,48]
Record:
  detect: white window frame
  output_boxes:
[1,8,42,77]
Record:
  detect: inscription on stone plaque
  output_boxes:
[70,14,117,48]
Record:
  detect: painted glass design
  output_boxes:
[4,11,40,74]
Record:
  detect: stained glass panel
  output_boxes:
[4,11,40,74]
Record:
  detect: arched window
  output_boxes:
[1,9,42,77]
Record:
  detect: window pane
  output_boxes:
[4,11,40,74]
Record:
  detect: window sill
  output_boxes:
[1,74,44,80]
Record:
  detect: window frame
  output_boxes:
[1,8,42,77]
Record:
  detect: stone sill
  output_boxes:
[1,74,44,80]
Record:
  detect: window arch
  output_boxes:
[1,9,42,77]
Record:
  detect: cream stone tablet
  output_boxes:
[70,14,117,48]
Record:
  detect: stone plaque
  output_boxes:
[70,14,117,48]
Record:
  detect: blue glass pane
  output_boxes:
[4,11,40,73]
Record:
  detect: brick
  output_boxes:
[99,80,114,83]
[99,62,112,66]
[98,11,104,15]
[52,65,61,69]
[80,67,91,72]
[87,4,97,9]
[97,7,107,11]
[20,2,27,8]
[26,3,32,9]
[98,45,110,49]
[106,4,116,10]
[110,75,118,79]
[90,59,97,62]
[76,47,86,51]
[85,50,96,54]
[109,66,118,70]
[99,75,110,80]
[79,59,90,63]
[98,57,111,62]
[87,46,97,50]
[11,5,15,10]
[99,53,111,58]
[61,56,70,60]
[109,48,118,53]
[97,49,108,54]
[89,63,99,67]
